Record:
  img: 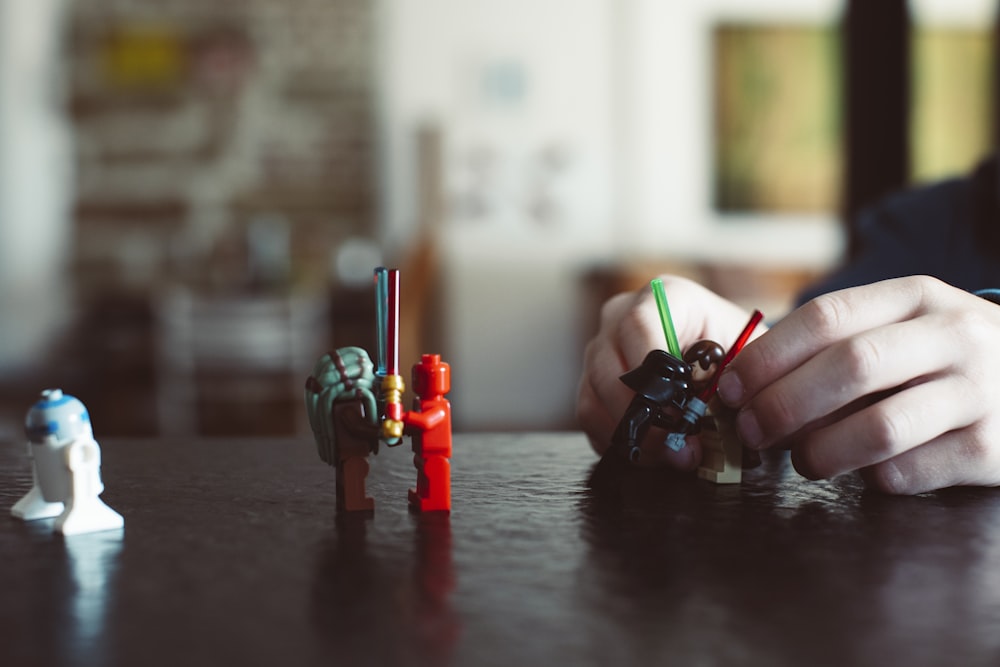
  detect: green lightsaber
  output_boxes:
[650,278,682,358]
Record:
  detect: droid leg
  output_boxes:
[11,467,64,521]
[408,454,450,512]
[54,440,123,536]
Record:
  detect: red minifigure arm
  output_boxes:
[402,407,447,431]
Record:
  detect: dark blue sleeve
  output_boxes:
[975,288,1000,306]
[797,169,997,305]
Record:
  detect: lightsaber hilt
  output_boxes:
[679,396,708,430]
[665,397,708,452]
[381,373,405,440]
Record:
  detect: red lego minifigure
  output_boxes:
[400,354,452,512]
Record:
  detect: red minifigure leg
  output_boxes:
[409,454,450,512]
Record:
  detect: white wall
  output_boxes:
[376,0,616,429]
[0,0,73,372]
[910,0,996,24]
[621,0,845,268]
[376,0,616,256]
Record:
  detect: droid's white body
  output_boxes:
[12,389,123,535]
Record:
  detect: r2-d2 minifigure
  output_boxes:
[11,389,123,535]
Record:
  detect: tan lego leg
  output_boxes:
[697,401,742,484]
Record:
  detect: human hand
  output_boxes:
[716,275,1000,494]
[577,275,764,468]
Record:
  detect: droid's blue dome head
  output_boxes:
[25,389,93,444]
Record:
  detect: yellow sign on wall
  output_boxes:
[101,25,186,90]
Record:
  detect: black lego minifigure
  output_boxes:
[610,349,692,464]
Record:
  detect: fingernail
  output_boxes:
[736,409,764,449]
[716,369,744,406]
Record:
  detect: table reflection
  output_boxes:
[60,529,124,667]
[577,451,1000,665]
[311,511,459,666]
[412,513,459,666]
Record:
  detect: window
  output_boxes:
[713,23,842,213]
[910,25,994,182]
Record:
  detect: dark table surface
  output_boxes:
[3,432,1000,667]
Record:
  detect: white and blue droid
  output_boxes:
[11,389,123,535]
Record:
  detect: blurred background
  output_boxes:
[0,0,995,438]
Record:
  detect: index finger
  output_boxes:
[719,276,941,406]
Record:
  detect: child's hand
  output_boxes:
[717,275,1000,494]
[576,275,762,468]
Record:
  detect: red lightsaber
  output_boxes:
[665,308,764,452]
[697,309,763,402]
[383,268,404,425]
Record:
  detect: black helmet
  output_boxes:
[619,349,691,404]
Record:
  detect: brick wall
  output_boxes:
[68,0,376,292]
[59,1,376,435]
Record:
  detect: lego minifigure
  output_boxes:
[12,389,124,536]
[696,399,744,484]
[665,310,764,453]
[679,341,743,484]
[305,347,384,512]
[375,267,452,512]
[610,349,692,464]
[661,340,725,453]
[611,303,764,472]
[396,354,452,513]
[685,340,725,391]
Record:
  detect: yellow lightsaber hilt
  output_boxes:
[381,374,405,440]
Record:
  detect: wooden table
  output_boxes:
[3,433,1000,666]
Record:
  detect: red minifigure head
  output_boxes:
[412,354,450,399]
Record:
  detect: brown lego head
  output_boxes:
[412,354,450,398]
[683,339,725,389]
